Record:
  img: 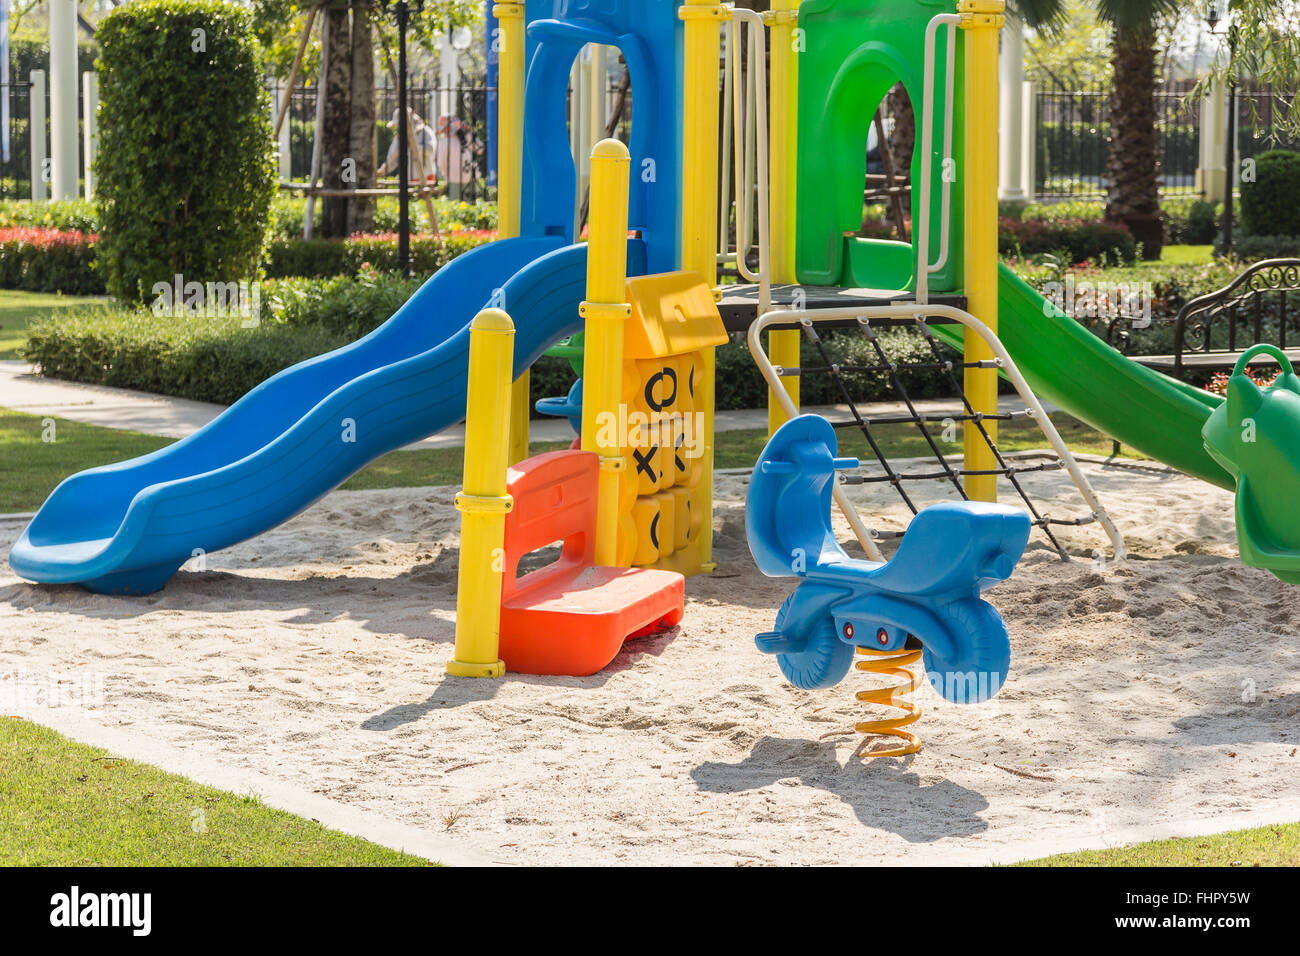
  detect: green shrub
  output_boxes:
[1021,200,1105,223]
[269,195,499,240]
[267,273,424,339]
[999,217,1138,264]
[1240,150,1300,239]
[95,0,277,300]
[1162,196,1224,245]
[23,308,350,405]
[1216,233,1300,260]
[0,228,104,294]
[263,231,495,278]
[264,238,349,279]
[0,199,101,233]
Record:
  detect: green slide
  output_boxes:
[930,268,1300,584]
[931,264,1233,491]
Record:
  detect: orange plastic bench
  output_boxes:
[499,450,685,676]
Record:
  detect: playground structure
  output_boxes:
[13,0,1300,755]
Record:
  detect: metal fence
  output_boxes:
[1034,80,1299,202]
[1034,80,1201,201]
[1,78,35,201]
[272,76,632,206]
[272,81,497,203]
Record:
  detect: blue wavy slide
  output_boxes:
[8,236,647,595]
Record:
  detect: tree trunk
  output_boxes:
[321,6,353,239]
[348,2,376,234]
[1105,26,1163,260]
[887,82,914,215]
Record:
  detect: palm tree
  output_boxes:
[1015,0,1185,260]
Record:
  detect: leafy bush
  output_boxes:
[0,228,104,294]
[269,195,498,239]
[1216,233,1300,260]
[267,272,424,340]
[24,308,348,406]
[1240,150,1300,239]
[1165,198,1221,245]
[0,199,101,233]
[263,230,495,278]
[1020,200,1105,223]
[998,217,1138,264]
[95,0,277,300]
[264,238,349,279]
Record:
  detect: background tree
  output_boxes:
[1016,0,1186,259]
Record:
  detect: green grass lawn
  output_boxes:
[1157,244,1215,266]
[1018,823,1300,866]
[0,289,108,360]
[0,405,1135,514]
[0,718,430,866]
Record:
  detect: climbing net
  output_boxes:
[748,305,1127,564]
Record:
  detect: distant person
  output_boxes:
[436,115,483,201]
[378,109,438,184]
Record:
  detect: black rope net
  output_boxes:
[778,316,1104,560]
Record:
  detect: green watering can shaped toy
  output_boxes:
[1203,345,1300,585]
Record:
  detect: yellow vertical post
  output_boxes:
[580,139,633,567]
[679,0,725,571]
[496,1,531,465]
[959,0,1004,502]
[447,309,515,679]
[767,0,801,434]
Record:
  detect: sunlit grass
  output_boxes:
[1016,823,1300,866]
[0,718,432,866]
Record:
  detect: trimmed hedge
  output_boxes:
[0,199,100,233]
[1216,233,1300,259]
[263,230,496,278]
[24,308,350,406]
[0,228,104,294]
[95,0,277,300]
[269,196,498,239]
[1241,150,1300,239]
[998,217,1138,264]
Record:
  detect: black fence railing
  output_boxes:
[0,79,34,201]
[1034,80,1201,201]
[272,76,633,208]
[1034,80,1298,203]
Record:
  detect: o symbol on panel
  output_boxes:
[644,367,678,412]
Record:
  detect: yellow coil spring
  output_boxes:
[851,644,924,759]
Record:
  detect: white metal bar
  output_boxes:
[916,13,959,304]
[719,23,734,258]
[729,7,771,315]
[29,70,47,202]
[747,305,1128,565]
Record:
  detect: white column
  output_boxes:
[438,32,456,122]
[49,0,79,200]
[1197,78,1227,201]
[588,44,608,145]
[1021,80,1036,199]
[274,81,292,182]
[82,72,98,200]
[998,14,1027,201]
[29,70,47,202]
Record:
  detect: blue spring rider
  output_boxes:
[747,415,1031,702]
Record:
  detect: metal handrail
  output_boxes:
[746,304,1128,565]
[915,13,959,305]
[720,5,771,314]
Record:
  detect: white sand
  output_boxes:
[3,458,1299,866]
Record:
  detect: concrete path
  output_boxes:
[1,360,1048,449]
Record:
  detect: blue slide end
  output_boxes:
[9,237,647,595]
